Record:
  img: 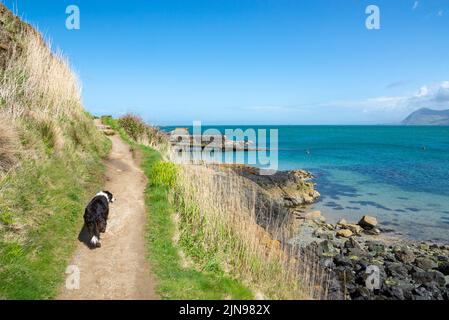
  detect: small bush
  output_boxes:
[118,114,147,141]
[147,126,168,146]
[149,162,178,188]
[101,115,113,127]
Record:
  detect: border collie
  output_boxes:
[84,191,115,248]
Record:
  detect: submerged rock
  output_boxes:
[364,228,381,236]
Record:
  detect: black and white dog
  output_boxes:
[84,191,115,248]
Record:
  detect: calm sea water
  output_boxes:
[164,125,449,243]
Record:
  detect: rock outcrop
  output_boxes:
[220,165,320,208]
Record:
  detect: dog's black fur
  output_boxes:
[84,191,115,248]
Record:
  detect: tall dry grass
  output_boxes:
[0,30,82,120]
[0,8,93,160]
[0,19,105,165]
[0,118,18,172]
[173,163,328,299]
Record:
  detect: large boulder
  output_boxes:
[382,284,406,300]
[358,215,378,230]
[414,257,438,270]
[366,241,385,255]
[412,270,446,287]
[437,261,449,275]
[385,262,409,279]
[344,224,364,236]
[337,229,353,238]
[344,238,367,257]
[318,240,339,257]
[395,247,416,264]
[344,237,364,250]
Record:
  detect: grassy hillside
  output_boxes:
[0,4,110,299]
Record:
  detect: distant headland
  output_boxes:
[402,108,449,125]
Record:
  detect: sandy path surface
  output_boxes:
[58,127,157,300]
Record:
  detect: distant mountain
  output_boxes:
[402,108,449,125]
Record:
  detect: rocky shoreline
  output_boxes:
[222,164,449,300]
[290,211,449,300]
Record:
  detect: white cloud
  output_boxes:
[409,82,449,107]
[415,86,429,97]
[243,82,449,122]
[316,81,449,113]
[412,1,419,10]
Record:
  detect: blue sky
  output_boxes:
[3,0,449,125]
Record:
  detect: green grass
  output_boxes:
[140,145,253,300]
[0,137,110,300]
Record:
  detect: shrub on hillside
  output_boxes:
[149,161,177,189]
[118,114,147,141]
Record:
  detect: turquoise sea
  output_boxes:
[164,125,449,243]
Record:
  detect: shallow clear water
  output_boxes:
[164,125,449,242]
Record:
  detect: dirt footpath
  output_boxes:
[58,131,157,300]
